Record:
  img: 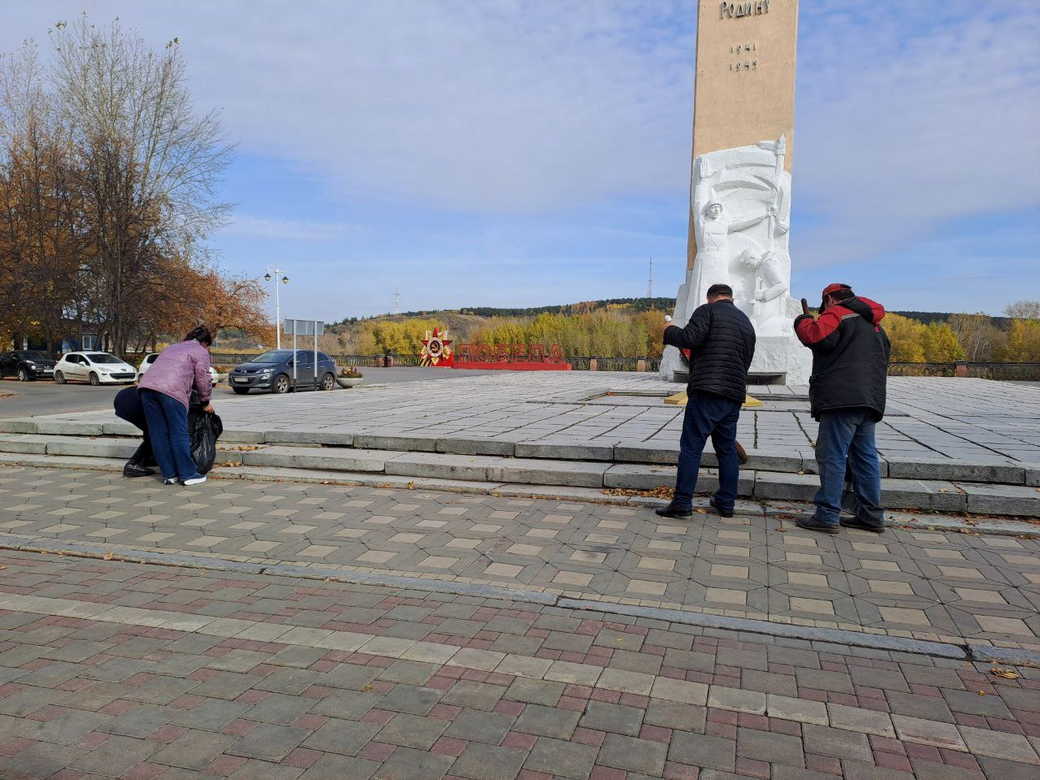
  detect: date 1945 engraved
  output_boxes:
[729,41,759,72]
[721,0,769,19]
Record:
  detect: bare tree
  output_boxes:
[1005,300,1040,320]
[49,16,232,352]
[0,42,86,351]
[947,313,1007,362]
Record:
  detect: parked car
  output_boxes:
[228,349,338,394]
[0,350,57,381]
[138,353,219,387]
[53,352,137,385]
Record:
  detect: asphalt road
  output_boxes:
[0,366,497,418]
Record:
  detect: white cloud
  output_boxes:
[792,0,1040,267]
[2,0,1037,295]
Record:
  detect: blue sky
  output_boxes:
[4,1,1038,321]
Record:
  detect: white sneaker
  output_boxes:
[162,478,178,486]
[182,475,207,486]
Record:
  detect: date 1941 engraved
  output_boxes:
[721,0,769,19]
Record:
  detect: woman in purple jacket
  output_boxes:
[137,325,215,486]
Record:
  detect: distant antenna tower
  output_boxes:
[647,257,653,299]
[393,289,400,315]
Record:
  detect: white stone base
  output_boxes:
[748,335,811,385]
[660,345,687,384]
[658,305,812,386]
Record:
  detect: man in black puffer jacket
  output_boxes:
[657,284,756,519]
[794,283,891,534]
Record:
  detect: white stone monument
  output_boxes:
[661,137,810,385]
[663,0,808,385]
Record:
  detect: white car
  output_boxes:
[53,352,138,386]
[139,353,219,387]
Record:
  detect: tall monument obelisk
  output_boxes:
[662,0,811,385]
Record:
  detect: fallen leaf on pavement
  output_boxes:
[991,668,1020,679]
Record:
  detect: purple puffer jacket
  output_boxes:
[138,340,212,408]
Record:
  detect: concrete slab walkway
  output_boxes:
[11,373,1040,463]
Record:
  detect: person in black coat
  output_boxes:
[656,283,756,519]
[793,283,891,534]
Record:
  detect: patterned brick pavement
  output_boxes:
[2,466,1039,649]
[0,550,1038,779]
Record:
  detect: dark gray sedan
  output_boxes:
[228,350,339,394]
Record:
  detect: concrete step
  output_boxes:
[1,435,1038,517]
[1,418,1036,487]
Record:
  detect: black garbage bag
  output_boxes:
[188,405,223,474]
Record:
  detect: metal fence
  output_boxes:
[888,362,956,377]
[209,353,423,368]
[889,362,1040,380]
[206,353,1040,379]
[568,356,661,372]
[209,353,661,371]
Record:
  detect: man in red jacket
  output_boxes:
[793,284,891,534]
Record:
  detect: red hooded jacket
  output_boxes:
[794,296,891,420]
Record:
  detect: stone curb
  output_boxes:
[7,438,1040,516]
[0,534,557,607]
[262,563,557,605]
[4,533,1039,668]
[967,643,1040,668]
[2,421,1038,488]
[558,599,970,659]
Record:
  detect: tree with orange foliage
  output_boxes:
[0,42,86,351]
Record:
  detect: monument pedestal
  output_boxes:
[749,335,810,385]
[660,325,811,387]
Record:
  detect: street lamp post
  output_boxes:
[264,268,289,349]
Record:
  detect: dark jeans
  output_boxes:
[674,391,742,511]
[812,408,884,527]
[140,389,201,482]
[113,387,154,465]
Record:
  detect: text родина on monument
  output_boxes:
[720,1,769,20]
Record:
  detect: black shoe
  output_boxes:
[655,501,693,519]
[795,516,840,535]
[709,497,734,518]
[840,517,886,534]
[123,461,155,478]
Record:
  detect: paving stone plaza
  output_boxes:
[28,372,1040,463]
[1,372,1039,778]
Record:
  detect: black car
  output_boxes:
[0,350,57,381]
[228,349,339,394]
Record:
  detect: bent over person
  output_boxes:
[137,325,216,487]
[794,283,891,534]
[656,284,756,520]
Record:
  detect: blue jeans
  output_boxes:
[140,389,201,482]
[674,392,742,511]
[813,409,884,527]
